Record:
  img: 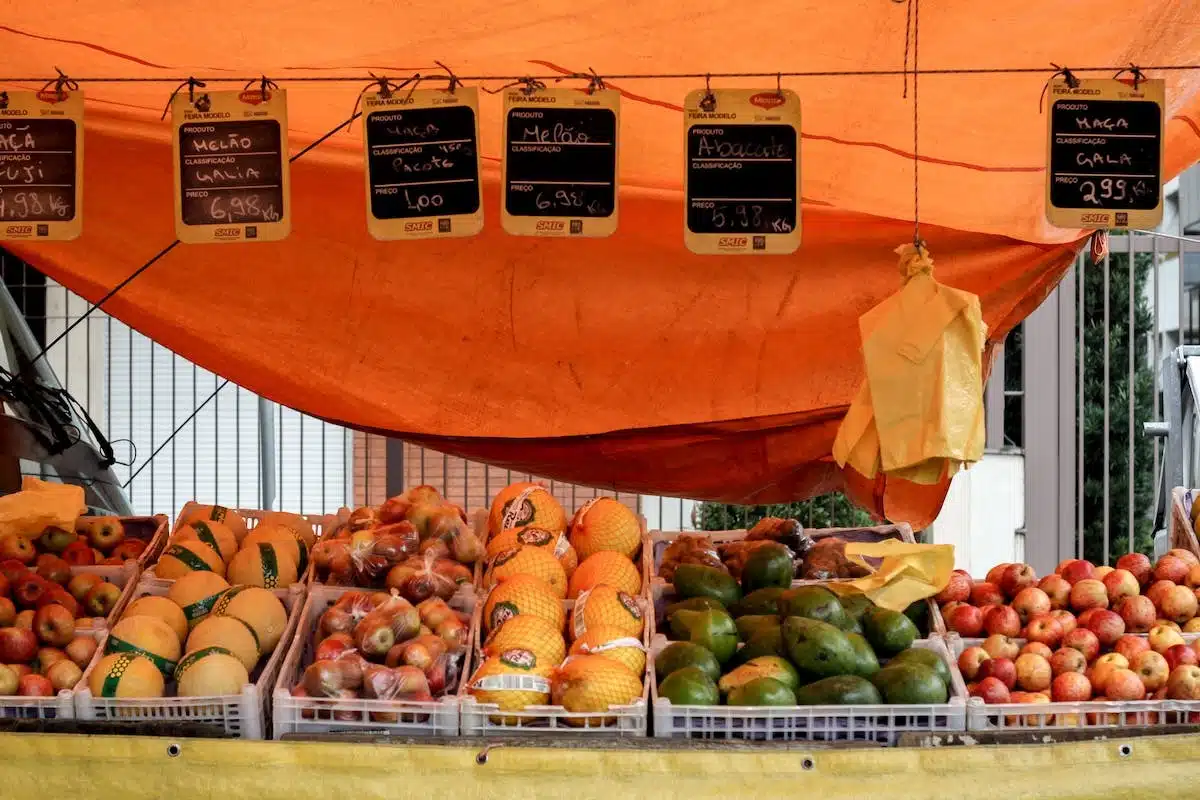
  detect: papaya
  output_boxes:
[726,677,796,707]
[655,641,722,684]
[740,543,794,593]
[718,656,800,695]
[871,663,948,704]
[672,564,741,608]
[778,586,849,629]
[731,587,786,617]
[844,632,880,678]
[782,617,857,679]
[668,608,739,665]
[862,607,918,657]
[794,675,883,706]
[658,667,720,706]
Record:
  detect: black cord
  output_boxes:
[911,0,921,247]
[122,379,228,488]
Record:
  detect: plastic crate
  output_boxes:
[946,634,1200,731]
[458,594,651,737]
[72,580,306,739]
[271,585,463,739]
[1170,488,1200,558]
[71,560,141,631]
[0,627,103,722]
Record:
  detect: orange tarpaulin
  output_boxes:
[3,2,1200,524]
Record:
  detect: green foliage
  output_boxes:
[1080,251,1155,562]
[696,492,872,532]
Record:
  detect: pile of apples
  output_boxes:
[1,517,147,567]
[940,549,1200,708]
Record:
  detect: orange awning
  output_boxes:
[3,2,1200,523]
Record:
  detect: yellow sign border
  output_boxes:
[0,89,84,242]
[500,87,620,238]
[683,88,802,256]
[171,88,292,244]
[1045,78,1165,230]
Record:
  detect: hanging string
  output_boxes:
[37,67,78,101]
[909,0,922,247]
[349,72,420,122]
[482,76,546,95]
[1113,63,1146,89]
[892,0,912,98]
[433,61,461,93]
[1038,63,1080,113]
[159,76,205,120]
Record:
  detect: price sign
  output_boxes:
[684,89,801,255]
[362,88,482,240]
[1046,78,1165,229]
[172,88,290,243]
[0,89,84,241]
[501,88,619,237]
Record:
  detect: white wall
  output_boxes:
[926,452,1025,577]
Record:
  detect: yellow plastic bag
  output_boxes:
[833,243,986,485]
[826,540,954,612]
[0,480,86,540]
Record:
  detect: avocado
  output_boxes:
[844,632,880,678]
[887,647,951,688]
[782,616,858,679]
[655,641,722,684]
[726,677,797,707]
[862,607,918,657]
[665,596,727,617]
[673,564,742,608]
[732,587,786,617]
[729,627,786,667]
[718,656,801,695]
[668,608,739,665]
[794,675,883,706]
[838,593,874,621]
[871,663,949,704]
[778,586,849,629]
[734,614,780,641]
[740,543,794,593]
[658,667,720,706]
[842,615,864,635]
[903,599,931,636]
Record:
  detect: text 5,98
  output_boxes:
[705,203,793,233]
[535,190,605,215]
[208,195,281,223]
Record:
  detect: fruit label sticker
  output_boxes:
[580,637,643,653]
[362,87,483,240]
[572,588,593,639]
[470,674,552,693]
[1046,78,1165,229]
[683,88,801,255]
[172,88,291,243]
[501,87,619,238]
[0,88,84,241]
[501,486,539,531]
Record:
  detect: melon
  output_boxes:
[211,585,289,653]
[185,616,260,671]
[123,596,189,643]
[174,647,250,696]
[167,572,231,628]
[227,543,297,589]
[175,521,238,564]
[106,616,183,676]
[242,525,307,576]
[88,652,165,698]
[156,540,224,580]
[179,505,249,543]
[257,512,316,549]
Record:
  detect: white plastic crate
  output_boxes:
[72,580,305,739]
[946,634,1200,731]
[0,628,103,722]
[458,593,651,737]
[272,584,463,739]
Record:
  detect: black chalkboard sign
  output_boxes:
[685,124,797,235]
[365,104,480,220]
[0,118,77,222]
[504,107,617,218]
[178,120,285,226]
[1049,98,1162,213]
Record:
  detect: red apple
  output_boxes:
[110,539,147,561]
[957,646,991,680]
[1069,579,1109,612]
[1023,614,1065,648]
[1014,653,1052,692]
[34,555,71,586]
[13,610,33,630]
[33,604,74,647]
[0,627,37,662]
[83,518,125,552]
[977,656,1016,689]
[1147,580,1176,607]
[1019,641,1054,660]
[1105,667,1148,700]
[13,574,49,608]
[1085,609,1126,648]
[1186,565,1200,590]
[945,604,984,637]
[1160,585,1199,624]
[0,535,35,565]
[1049,609,1077,637]
[1166,665,1200,700]
[1157,619,1182,632]
[999,564,1038,600]
[1168,549,1200,567]
[35,647,65,675]
[1131,650,1170,692]
[1061,560,1096,585]
[1049,647,1087,676]
[6,664,30,681]
[65,636,97,669]
[1149,624,1186,654]
[1101,569,1139,605]
[44,659,81,691]
[982,605,1021,637]
[970,582,1004,608]
[982,634,1020,660]
[0,560,28,586]
[1115,595,1156,633]
[66,573,103,603]
[1051,671,1092,702]
[1054,559,1077,576]
[315,632,355,662]
[935,571,972,604]
[1155,556,1191,585]
[986,564,1011,586]
[59,541,95,566]
[1012,588,1051,624]
[36,526,77,555]
[0,597,14,627]
[1116,553,1153,588]
[971,676,1011,705]
[940,601,965,620]
[1114,635,1152,663]
[37,587,78,618]
[82,582,121,617]
[1038,575,1072,610]
[1164,643,1200,672]
[1062,628,1101,662]
[17,673,53,697]
[0,573,8,599]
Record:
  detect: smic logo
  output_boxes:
[4,225,32,236]
[1080,213,1109,224]
[404,221,433,232]
[213,227,241,239]
[718,237,748,248]
[536,220,565,232]
[750,92,785,110]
